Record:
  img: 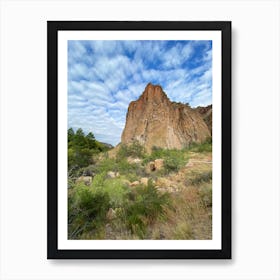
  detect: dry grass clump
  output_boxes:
[149,185,212,240]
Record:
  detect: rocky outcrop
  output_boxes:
[195,105,212,134]
[121,83,211,152]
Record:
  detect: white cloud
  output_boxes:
[68,40,212,145]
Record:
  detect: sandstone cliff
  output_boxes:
[121,83,211,151]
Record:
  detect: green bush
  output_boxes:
[91,172,106,188]
[122,181,170,238]
[189,138,212,153]
[94,157,142,176]
[94,156,145,181]
[94,158,117,174]
[144,147,188,174]
[163,156,182,173]
[90,173,130,208]
[188,171,212,186]
[98,178,130,208]
[198,185,212,208]
[68,127,113,175]
[117,141,146,160]
[68,186,110,239]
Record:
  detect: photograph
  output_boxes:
[67,39,213,241]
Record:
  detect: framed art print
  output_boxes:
[47,21,231,259]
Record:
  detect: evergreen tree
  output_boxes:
[67,127,112,174]
[86,132,96,149]
[68,128,75,142]
[74,128,86,148]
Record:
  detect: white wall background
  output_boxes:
[0,0,279,279]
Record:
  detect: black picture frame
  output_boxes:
[47,21,231,259]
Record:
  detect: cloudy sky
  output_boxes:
[68,40,212,146]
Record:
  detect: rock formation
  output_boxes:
[121,83,211,152]
[195,105,212,134]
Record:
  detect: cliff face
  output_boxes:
[121,83,211,152]
[195,105,212,134]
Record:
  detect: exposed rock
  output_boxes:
[107,171,120,178]
[140,177,149,186]
[127,157,142,164]
[146,159,164,173]
[154,159,164,170]
[156,177,173,188]
[76,176,92,186]
[121,83,211,152]
[130,181,140,187]
[106,208,116,220]
[148,161,156,172]
[155,185,178,193]
[195,105,212,134]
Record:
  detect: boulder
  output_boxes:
[127,157,142,164]
[130,181,140,187]
[140,177,149,186]
[76,176,92,186]
[154,159,164,170]
[106,208,116,220]
[107,171,120,178]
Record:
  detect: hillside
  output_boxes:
[68,84,212,240]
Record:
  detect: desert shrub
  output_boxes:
[91,172,106,188]
[79,164,96,176]
[188,171,212,186]
[91,174,130,208]
[100,178,130,208]
[119,159,146,179]
[173,223,194,240]
[121,180,170,238]
[125,172,139,183]
[117,158,135,173]
[94,158,117,174]
[189,138,212,153]
[94,156,144,177]
[68,186,110,239]
[117,141,146,160]
[144,147,187,174]
[163,155,183,173]
[144,146,167,161]
[198,185,212,207]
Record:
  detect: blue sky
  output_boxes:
[68,40,212,146]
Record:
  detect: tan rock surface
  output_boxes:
[195,105,212,134]
[76,176,92,186]
[140,177,149,186]
[121,83,210,152]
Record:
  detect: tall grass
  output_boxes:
[68,179,170,239]
[120,180,170,238]
[68,185,110,239]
